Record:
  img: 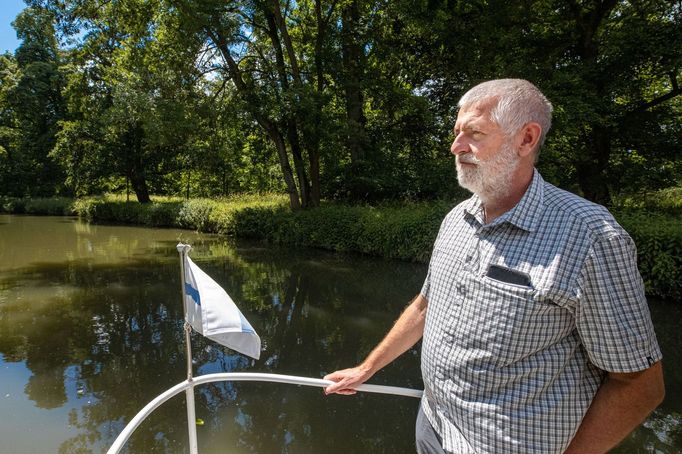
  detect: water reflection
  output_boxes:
[0,216,424,453]
[0,215,680,453]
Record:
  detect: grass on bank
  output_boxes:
[1,187,680,300]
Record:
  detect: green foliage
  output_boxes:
[231,201,452,262]
[1,193,680,299]
[4,0,680,207]
[79,194,682,300]
[0,196,74,214]
[71,193,288,231]
[616,212,682,300]
[615,187,682,217]
[75,199,151,224]
[146,201,183,227]
[23,197,74,215]
[3,6,66,197]
[177,199,220,232]
[0,196,23,213]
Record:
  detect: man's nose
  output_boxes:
[451,134,469,155]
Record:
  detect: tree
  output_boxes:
[16,0,682,204]
[0,53,20,194]
[5,6,66,197]
[169,0,334,209]
[543,0,682,204]
[376,0,682,205]
[52,0,209,202]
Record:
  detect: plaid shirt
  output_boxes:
[420,170,661,453]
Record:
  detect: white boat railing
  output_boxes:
[107,244,424,453]
[107,372,423,454]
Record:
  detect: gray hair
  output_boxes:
[458,79,553,152]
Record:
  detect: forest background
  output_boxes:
[0,0,680,207]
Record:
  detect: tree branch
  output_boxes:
[624,72,682,119]
[210,76,228,102]
[632,88,682,114]
[270,0,302,85]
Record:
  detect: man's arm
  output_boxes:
[564,361,665,454]
[323,293,428,395]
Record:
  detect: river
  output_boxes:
[0,215,680,453]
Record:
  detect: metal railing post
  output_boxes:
[177,243,199,454]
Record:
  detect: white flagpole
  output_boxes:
[177,243,199,454]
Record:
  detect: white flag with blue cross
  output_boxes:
[183,256,261,359]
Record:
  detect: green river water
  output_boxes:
[0,215,680,453]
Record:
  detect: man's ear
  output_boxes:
[517,122,542,158]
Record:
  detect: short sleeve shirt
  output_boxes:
[420,170,661,454]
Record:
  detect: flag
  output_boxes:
[183,255,261,359]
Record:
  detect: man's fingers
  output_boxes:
[324,383,357,395]
[324,379,353,395]
[324,373,360,395]
[324,367,369,395]
[323,371,342,382]
[324,369,355,381]
[335,389,357,395]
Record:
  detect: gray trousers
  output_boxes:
[415,404,446,454]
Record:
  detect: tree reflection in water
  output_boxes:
[0,236,425,453]
[0,226,680,453]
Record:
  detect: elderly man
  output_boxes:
[324,79,665,453]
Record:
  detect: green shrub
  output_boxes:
[616,211,682,300]
[23,197,75,215]
[231,206,281,239]
[0,196,22,213]
[177,199,220,232]
[0,197,74,215]
[2,193,679,300]
[72,198,148,224]
[615,186,682,217]
[147,202,182,227]
[230,201,451,262]
[72,197,100,220]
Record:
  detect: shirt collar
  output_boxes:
[462,169,545,232]
[462,193,484,224]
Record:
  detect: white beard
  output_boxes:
[456,140,520,203]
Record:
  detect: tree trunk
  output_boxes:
[186,168,191,200]
[123,123,151,204]
[208,29,302,210]
[287,121,312,208]
[262,9,311,207]
[308,147,320,207]
[576,126,611,206]
[569,0,619,206]
[304,0,329,208]
[341,0,367,164]
[129,151,150,204]
[130,169,151,204]
[265,122,302,210]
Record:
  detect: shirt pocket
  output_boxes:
[457,274,573,367]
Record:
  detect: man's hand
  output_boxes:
[323,364,373,395]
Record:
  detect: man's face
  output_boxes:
[451,102,520,201]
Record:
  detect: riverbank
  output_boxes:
[1,192,680,300]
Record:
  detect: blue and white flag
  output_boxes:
[183,255,261,359]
